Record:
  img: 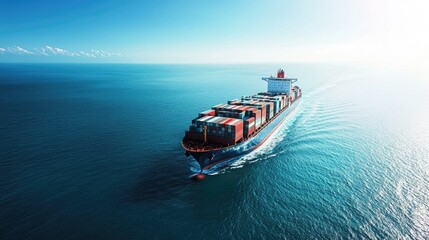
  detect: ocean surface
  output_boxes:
[0,63,428,239]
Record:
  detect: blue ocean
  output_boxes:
[0,63,428,239]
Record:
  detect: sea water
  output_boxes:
[0,63,428,239]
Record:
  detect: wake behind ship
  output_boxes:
[182,69,302,172]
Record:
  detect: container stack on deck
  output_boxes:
[291,86,302,101]
[198,109,215,118]
[185,91,299,146]
[243,117,255,138]
[185,116,243,145]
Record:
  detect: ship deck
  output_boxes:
[182,96,300,153]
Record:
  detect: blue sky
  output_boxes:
[0,0,428,63]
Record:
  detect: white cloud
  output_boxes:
[45,46,73,56]
[16,46,34,54]
[34,47,50,56]
[78,51,96,58]
[1,46,34,55]
[1,45,123,58]
[90,49,123,57]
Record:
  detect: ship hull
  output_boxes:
[188,97,301,172]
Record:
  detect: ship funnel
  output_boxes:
[277,69,285,78]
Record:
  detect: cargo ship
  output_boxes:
[182,69,302,172]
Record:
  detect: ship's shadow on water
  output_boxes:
[127,153,196,203]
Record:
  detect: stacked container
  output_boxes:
[217,111,245,119]
[236,93,295,125]
[211,104,250,119]
[243,107,262,129]
[241,101,267,125]
[186,116,244,145]
[254,100,274,120]
[251,98,276,119]
[198,109,216,118]
[243,117,255,138]
[291,86,302,100]
[186,90,298,146]
[249,95,282,116]
[279,95,288,109]
[227,99,240,105]
[225,103,262,130]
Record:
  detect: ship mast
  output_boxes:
[203,125,207,143]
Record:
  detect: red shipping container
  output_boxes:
[256,111,261,120]
[261,107,267,124]
[199,109,215,117]
[229,119,243,132]
[247,125,255,136]
[234,130,243,142]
